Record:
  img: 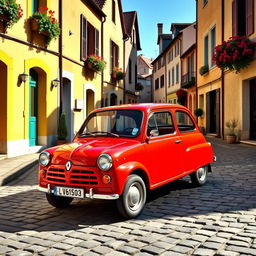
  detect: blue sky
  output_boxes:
[122,0,196,59]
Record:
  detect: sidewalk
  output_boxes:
[0,153,39,186]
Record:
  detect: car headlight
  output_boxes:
[39,151,51,167]
[97,153,112,171]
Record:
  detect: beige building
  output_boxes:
[123,11,141,104]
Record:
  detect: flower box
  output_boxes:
[112,67,126,80]
[85,55,106,72]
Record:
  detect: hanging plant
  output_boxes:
[112,67,126,80]
[0,0,23,30]
[85,55,106,72]
[199,65,209,76]
[212,36,256,73]
[30,6,60,45]
[176,89,187,105]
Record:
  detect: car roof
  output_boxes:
[92,103,188,113]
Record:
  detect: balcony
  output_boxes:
[181,72,196,88]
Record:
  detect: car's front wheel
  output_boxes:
[190,165,208,186]
[117,174,147,218]
[46,193,73,208]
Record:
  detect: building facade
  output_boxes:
[197,0,256,141]
[0,0,129,156]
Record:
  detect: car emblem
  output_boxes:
[66,161,72,171]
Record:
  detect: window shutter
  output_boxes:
[232,0,238,36]
[246,0,254,36]
[110,40,114,71]
[115,45,119,67]
[95,29,99,56]
[80,15,87,61]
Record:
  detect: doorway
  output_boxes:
[0,61,7,153]
[250,79,256,140]
[206,89,220,135]
[110,93,117,106]
[29,69,38,146]
[63,78,72,142]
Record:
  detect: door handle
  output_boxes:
[175,140,182,144]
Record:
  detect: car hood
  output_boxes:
[50,138,139,166]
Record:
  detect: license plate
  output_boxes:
[54,186,84,199]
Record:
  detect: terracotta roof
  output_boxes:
[91,0,106,9]
[138,55,153,69]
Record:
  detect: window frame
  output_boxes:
[175,110,197,133]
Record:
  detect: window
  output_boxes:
[160,75,164,88]
[232,0,254,36]
[204,35,209,66]
[129,59,132,84]
[147,111,175,137]
[175,111,196,133]
[168,70,171,87]
[80,15,99,61]
[155,78,159,90]
[112,0,116,23]
[161,57,165,67]
[32,0,47,13]
[176,64,179,83]
[172,67,175,85]
[110,40,119,71]
[168,49,173,62]
[210,26,216,67]
[158,60,161,70]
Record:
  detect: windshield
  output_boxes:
[78,109,143,138]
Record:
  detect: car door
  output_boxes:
[175,110,203,172]
[144,110,183,186]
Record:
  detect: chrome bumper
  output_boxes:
[37,185,119,200]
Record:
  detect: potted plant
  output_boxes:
[85,55,106,72]
[57,112,68,145]
[30,6,60,45]
[212,36,256,73]
[225,119,238,144]
[0,0,23,32]
[112,67,126,80]
[199,65,209,76]
[194,108,204,117]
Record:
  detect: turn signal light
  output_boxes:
[39,169,46,178]
[102,175,111,184]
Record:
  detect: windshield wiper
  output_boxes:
[90,131,120,137]
[78,132,96,137]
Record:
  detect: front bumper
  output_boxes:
[37,185,119,200]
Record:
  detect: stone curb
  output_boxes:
[0,160,38,186]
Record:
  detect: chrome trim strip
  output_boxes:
[37,186,119,200]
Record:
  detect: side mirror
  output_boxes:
[150,129,159,137]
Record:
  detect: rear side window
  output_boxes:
[147,111,175,136]
[175,111,196,132]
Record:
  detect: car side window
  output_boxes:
[147,111,175,137]
[175,111,196,133]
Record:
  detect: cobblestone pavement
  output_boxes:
[0,138,256,256]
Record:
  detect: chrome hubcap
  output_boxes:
[197,167,206,181]
[127,183,142,211]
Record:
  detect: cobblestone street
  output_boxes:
[0,138,256,256]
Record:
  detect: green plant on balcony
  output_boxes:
[112,67,126,80]
[85,55,106,72]
[212,36,256,73]
[30,6,60,45]
[199,65,209,76]
[0,0,23,30]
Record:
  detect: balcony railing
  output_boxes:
[181,72,196,88]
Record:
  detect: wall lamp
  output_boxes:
[51,78,60,88]
[19,72,29,83]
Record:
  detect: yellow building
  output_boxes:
[197,0,256,141]
[0,0,127,157]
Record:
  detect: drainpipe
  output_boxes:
[58,0,63,115]
[101,16,106,107]
[165,55,167,103]
[221,0,224,139]
[123,35,129,104]
[195,1,198,122]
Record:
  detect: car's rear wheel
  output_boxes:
[117,174,146,218]
[190,165,208,186]
[46,193,73,208]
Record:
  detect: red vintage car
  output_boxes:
[38,104,215,218]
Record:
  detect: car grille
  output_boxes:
[46,166,99,185]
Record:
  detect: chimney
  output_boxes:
[157,23,163,35]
